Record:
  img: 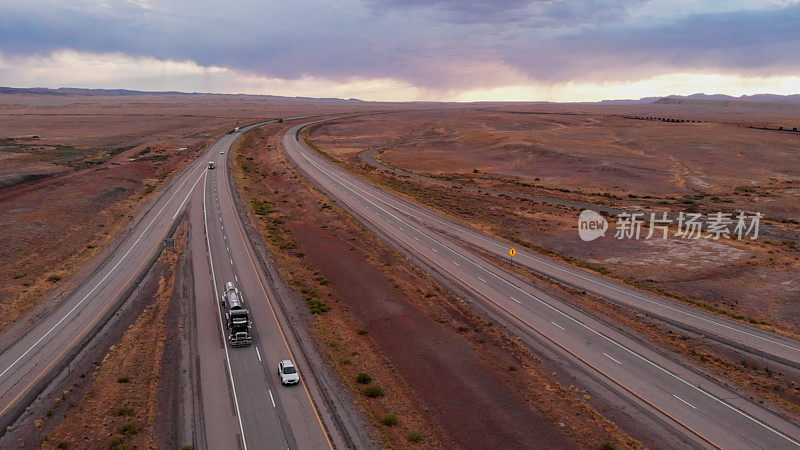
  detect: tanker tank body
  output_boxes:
[221,281,253,347]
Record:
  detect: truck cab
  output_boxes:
[221,281,252,347]
[208,161,215,170]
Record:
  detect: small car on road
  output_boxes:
[279,359,300,386]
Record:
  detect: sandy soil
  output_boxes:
[40,222,185,450]
[0,92,435,334]
[234,126,639,448]
[310,107,800,220]
[307,107,800,334]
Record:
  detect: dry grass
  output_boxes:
[235,126,640,448]
[41,222,185,450]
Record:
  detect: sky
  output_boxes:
[1,0,799,102]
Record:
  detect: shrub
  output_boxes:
[364,385,384,398]
[109,435,134,450]
[116,406,134,416]
[47,275,62,283]
[381,414,398,426]
[356,372,372,384]
[117,420,141,436]
[357,329,369,336]
[57,442,70,449]
[117,376,130,383]
[251,199,274,215]
[407,431,422,442]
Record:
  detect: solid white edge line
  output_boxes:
[0,168,204,381]
[203,169,249,450]
[293,128,800,447]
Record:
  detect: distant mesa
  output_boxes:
[0,86,363,102]
[601,93,800,105]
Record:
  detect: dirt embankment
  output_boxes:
[41,221,188,450]
[234,126,639,449]
[0,93,432,336]
[306,111,800,336]
[474,246,800,422]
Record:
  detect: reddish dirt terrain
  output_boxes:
[292,224,571,448]
[0,92,418,332]
[234,126,636,448]
[307,104,800,333]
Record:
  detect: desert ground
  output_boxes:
[307,101,800,333]
[0,92,419,333]
[2,92,799,448]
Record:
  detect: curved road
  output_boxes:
[0,118,338,449]
[286,119,800,449]
[359,147,800,368]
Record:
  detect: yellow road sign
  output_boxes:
[508,248,517,257]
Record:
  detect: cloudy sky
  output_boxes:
[1,0,799,101]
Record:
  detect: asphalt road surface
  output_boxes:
[362,147,800,369]
[187,124,333,449]
[0,119,335,449]
[285,119,800,449]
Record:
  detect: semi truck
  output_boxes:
[221,281,252,347]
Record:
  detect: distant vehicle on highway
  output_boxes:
[234,126,240,132]
[208,161,215,170]
[221,281,252,347]
[278,359,300,385]
[220,151,224,154]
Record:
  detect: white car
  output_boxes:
[279,360,300,385]
[220,151,224,154]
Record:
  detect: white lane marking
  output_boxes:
[478,277,487,283]
[431,248,438,253]
[452,261,460,267]
[269,389,276,408]
[230,258,234,266]
[397,198,800,354]
[551,321,565,330]
[202,170,249,450]
[413,236,419,241]
[510,296,521,304]
[234,274,238,282]
[295,139,800,447]
[0,168,204,381]
[323,139,800,356]
[173,172,206,219]
[673,394,696,410]
[256,347,262,362]
[226,246,230,252]
[603,353,623,365]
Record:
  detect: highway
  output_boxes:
[362,147,800,369]
[285,119,800,449]
[0,120,336,449]
[187,123,333,449]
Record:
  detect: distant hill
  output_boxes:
[601,93,800,105]
[0,86,364,102]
